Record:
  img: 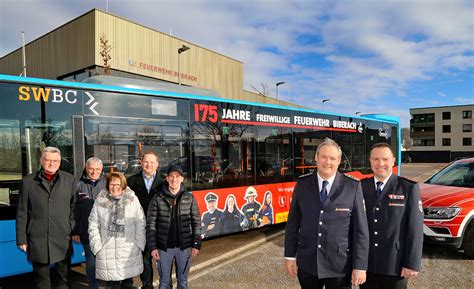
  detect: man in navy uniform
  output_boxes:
[285,138,369,289]
[360,143,423,289]
[201,192,222,238]
[127,151,162,289]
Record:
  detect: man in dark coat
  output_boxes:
[146,165,202,289]
[127,151,162,289]
[16,147,76,289]
[285,138,369,289]
[71,157,106,289]
[361,143,423,289]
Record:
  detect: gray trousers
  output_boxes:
[157,247,191,289]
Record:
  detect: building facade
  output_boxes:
[409,105,474,162]
[0,9,298,107]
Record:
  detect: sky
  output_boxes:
[1,0,473,127]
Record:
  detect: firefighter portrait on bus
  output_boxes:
[201,192,222,238]
[258,190,274,227]
[241,186,262,230]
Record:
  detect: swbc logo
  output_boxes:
[18,86,100,115]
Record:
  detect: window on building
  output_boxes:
[442,112,451,120]
[463,124,472,132]
[463,110,472,119]
[463,138,472,146]
[442,138,451,146]
[442,125,451,133]
[412,113,435,123]
[413,139,435,146]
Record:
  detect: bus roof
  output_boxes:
[0,73,400,125]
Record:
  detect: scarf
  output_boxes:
[106,192,126,238]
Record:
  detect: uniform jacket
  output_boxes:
[16,170,76,264]
[361,175,423,276]
[88,187,146,281]
[201,209,222,238]
[146,183,202,251]
[127,171,163,216]
[258,204,273,225]
[284,171,369,279]
[72,170,106,242]
[242,201,261,228]
[218,208,243,234]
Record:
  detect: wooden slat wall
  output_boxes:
[0,9,302,108]
[95,10,244,100]
[0,12,95,79]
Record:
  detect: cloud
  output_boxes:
[1,0,472,126]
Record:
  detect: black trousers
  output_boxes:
[106,277,134,289]
[32,259,69,289]
[297,268,350,289]
[360,272,408,289]
[140,249,154,289]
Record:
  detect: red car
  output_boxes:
[420,158,474,258]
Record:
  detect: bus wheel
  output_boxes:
[463,221,474,259]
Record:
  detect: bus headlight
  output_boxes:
[423,207,461,219]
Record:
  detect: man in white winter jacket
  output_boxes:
[88,172,146,289]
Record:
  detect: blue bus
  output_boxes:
[0,74,401,277]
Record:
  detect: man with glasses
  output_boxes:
[16,147,76,289]
[71,157,106,289]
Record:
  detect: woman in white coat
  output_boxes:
[88,172,146,289]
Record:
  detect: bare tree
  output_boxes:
[99,34,112,75]
[401,127,412,150]
[250,82,269,96]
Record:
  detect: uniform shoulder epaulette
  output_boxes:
[343,173,360,182]
[298,172,313,179]
[400,176,418,184]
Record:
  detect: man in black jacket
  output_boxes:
[284,138,369,289]
[361,143,423,289]
[127,151,162,289]
[71,157,106,289]
[16,147,76,289]
[146,165,202,289]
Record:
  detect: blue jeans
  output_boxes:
[82,241,99,289]
[157,247,191,289]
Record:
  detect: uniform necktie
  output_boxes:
[376,181,383,197]
[320,180,329,204]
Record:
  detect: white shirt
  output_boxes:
[317,173,336,197]
[374,174,392,192]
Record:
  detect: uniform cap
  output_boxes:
[205,192,218,203]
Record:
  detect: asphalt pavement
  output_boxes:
[2,163,472,289]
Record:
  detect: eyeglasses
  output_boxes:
[109,183,122,187]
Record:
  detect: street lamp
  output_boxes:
[276,81,285,100]
[321,99,330,111]
[177,45,190,85]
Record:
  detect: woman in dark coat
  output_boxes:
[218,194,243,234]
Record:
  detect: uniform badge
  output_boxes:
[335,208,350,212]
[388,202,405,207]
[388,194,405,200]
[418,200,423,213]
